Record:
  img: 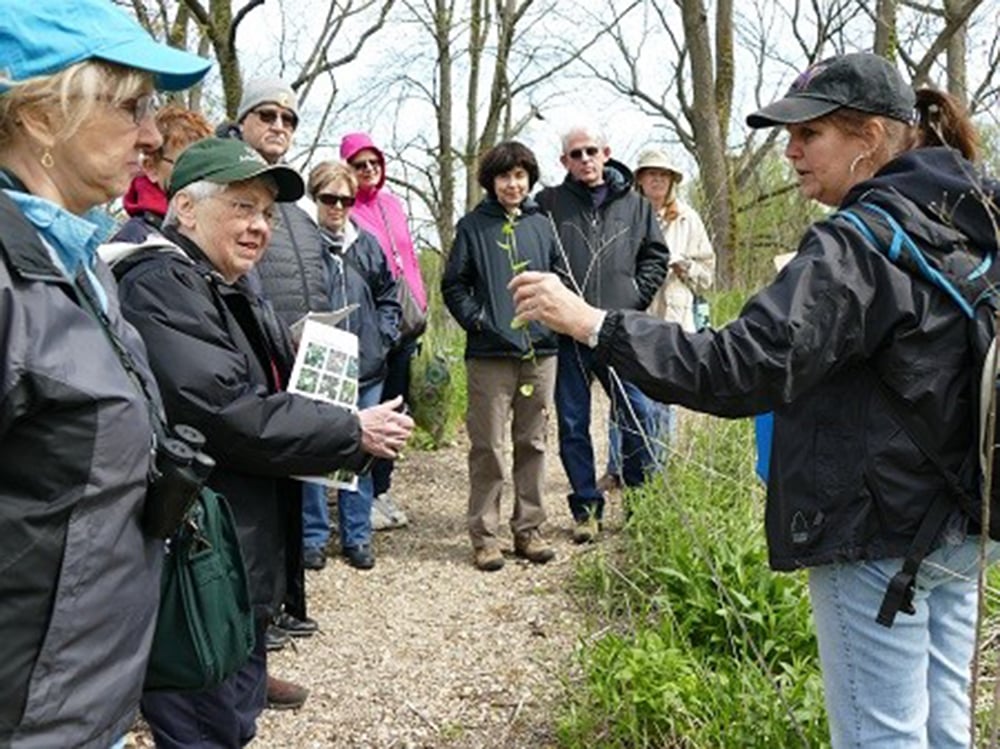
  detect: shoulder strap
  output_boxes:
[70,267,168,444]
[836,200,983,627]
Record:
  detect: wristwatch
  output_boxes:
[586,312,607,348]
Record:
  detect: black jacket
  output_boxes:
[0,191,160,748]
[536,160,669,310]
[109,228,368,617]
[442,196,559,359]
[595,147,1000,571]
[322,223,401,387]
[252,201,332,327]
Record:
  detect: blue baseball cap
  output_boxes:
[0,0,211,93]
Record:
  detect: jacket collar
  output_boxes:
[0,186,67,282]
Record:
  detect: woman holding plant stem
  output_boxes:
[441,141,563,571]
[511,53,1000,747]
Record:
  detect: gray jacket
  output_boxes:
[0,191,160,749]
[252,201,332,327]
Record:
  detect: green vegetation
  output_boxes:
[558,416,828,748]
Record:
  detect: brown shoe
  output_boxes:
[266,675,309,710]
[514,531,555,564]
[474,545,505,572]
[596,472,622,493]
[572,516,601,544]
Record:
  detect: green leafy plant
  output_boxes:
[497,208,536,397]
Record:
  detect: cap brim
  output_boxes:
[259,164,305,203]
[215,163,303,202]
[95,38,211,92]
[746,96,841,128]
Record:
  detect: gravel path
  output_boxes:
[256,410,620,748]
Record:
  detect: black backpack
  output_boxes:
[836,193,1000,627]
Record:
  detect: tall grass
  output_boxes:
[559,416,828,748]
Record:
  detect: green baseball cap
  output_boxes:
[168,137,304,201]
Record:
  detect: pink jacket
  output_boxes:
[339,132,427,310]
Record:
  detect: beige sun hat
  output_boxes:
[635,148,684,182]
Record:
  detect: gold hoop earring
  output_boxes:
[40,149,54,169]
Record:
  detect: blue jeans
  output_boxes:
[808,523,998,748]
[302,381,384,551]
[339,381,383,549]
[607,398,673,478]
[555,335,655,521]
[301,481,330,552]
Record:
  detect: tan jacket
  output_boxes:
[647,199,715,330]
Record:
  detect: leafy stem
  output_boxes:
[499,208,536,397]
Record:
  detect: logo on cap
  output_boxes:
[790,63,828,92]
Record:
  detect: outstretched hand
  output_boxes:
[358,396,415,459]
[508,271,604,343]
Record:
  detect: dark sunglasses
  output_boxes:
[316,193,356,208]
[252,107,298,130]
[567,145,601,160]
[349,158,380,171]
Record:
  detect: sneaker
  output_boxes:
[474,545,505,572]
[273,611,319,638]
[302,546,326,570]
[265,625,290,652]
[342,544,375,570]
[514,531,555,564]
[266,675,309,710]
[572,516,601,544]
[373,493,409,529]
[596,472,623,493]
[370,501,394,531]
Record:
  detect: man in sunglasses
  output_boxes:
[536,123,670,544]
[226,76,328,709]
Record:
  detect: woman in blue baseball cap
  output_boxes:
[510,52,1000,748]
[0,2,209,747]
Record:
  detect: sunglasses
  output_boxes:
[252,108,298,131]
[316,193,356,208]
[567,145,601,160]
[350,158,380,172]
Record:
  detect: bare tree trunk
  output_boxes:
[874,0,897,58]
[433,0,456,252]
[714,0,733,145]
[680,0,732,283]
[464,0,487,212]
[944,0,968,103]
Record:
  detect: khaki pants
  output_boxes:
[465,355,556,549]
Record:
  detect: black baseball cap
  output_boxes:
[746,53,915,129]
[168,138,304,201]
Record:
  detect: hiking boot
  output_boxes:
[514,531,555,564]
[266,675,309,710]
[596,472,622,493]
[474,545,505,572]
[373,493,409,530]
[572,516,601,544]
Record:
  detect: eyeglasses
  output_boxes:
[92,92,158,125]
[212,196,280,228]
[316,193,356,208]
[567,146,601,161]
[252,107,298,131]
[349,158,380,172]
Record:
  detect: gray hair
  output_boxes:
[559,122,607,153]
[162,180,225,228]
